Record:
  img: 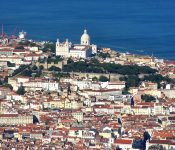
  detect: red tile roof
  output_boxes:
[114,139,133,145]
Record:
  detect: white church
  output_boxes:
[56,29,97,58]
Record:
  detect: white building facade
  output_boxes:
[56,29,97,58]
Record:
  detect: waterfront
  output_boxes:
[0,1,175,148]
[0,0,175,59]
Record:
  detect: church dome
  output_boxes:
[81,29,90,45]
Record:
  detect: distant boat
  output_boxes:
[19,31,27,40]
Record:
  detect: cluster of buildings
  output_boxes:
[0,73,173,149]
[0,29,174,149]
[56,29,97,58]
[8,76,60,92]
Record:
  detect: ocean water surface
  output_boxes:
[0,0,175,60]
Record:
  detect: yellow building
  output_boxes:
[0,114,33,125]
[43,100,64,109]
[64,99,72,109]
[72,111,83,122]
[145,89,162,98]
[8,77,18,91]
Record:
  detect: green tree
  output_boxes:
[7,61,15,67]
[18,41,30,46]
[90,58,99,64]
[29,42,37,47]
[3,84,13,90]
[32,65,38,70]
[67,58,74,64]
[122,87,130,94]
[54,56,63,63]
[98,52,110,58]
[12,65,28,76]
[15,45,24,49]
[34,70,42,77]
[42,43,55,53]
[141,94,156,102]
[0,80,3,86]
[17,86,26,95]
[39,65,44,70]
[120,75,140,88]
[63,60,157,75]
[142,74,173,89]
[99,75,109,82]
[54,72,70,78]
[21,69,33,77]
[92,76,98,82]
[48,66,61,72]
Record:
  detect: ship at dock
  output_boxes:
[0,24,27,46]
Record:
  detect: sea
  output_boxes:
[0,0,175,60]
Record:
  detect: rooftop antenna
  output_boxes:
[12,26,17,39]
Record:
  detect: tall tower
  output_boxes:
[81,29,90,45]
[56,39,60,56]
[56,39,70,57]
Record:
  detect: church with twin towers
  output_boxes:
[56,29,97,58]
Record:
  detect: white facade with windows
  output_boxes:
[22,80,60,91]
[56,29,97,58]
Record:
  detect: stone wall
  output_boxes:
[69,72,123,81]
[36,61,63,69]
[69,72,148,81]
